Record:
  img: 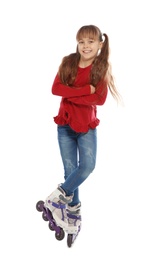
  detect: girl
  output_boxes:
[45,25,120,235]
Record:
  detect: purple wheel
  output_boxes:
[55,228,65,241]
[49,222,55,231]
[67,234,73,247]
[42,212,49,221]
[36,200,44,212]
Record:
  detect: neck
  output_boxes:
[79,59,93,68]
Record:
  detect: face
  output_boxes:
[77,37,102,66]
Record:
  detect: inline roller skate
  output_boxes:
[36,200,65,241]
[36,185,73,242]
[66,203,82,247]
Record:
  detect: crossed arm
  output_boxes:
[52,74,108,106]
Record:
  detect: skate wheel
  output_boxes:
[67,234,73,248]
[49,222,55,231]
[42,212,48,221]
[55,228,65,241]
[36,200,44,212]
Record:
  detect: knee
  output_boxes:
[85,159,96,173]
[85,162,95,173]
[80,162,96,179]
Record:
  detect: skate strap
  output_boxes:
[48,200,66,209]
[67,213,81,220]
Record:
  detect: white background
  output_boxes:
[0,0,149,259]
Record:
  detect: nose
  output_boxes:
[83,42,89,48]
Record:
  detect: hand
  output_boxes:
[90,85,95,94]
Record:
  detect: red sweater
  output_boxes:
[52,64,108,133]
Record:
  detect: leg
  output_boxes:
[57,125,80,206]
[44,126,97,232]
[61,127,97,196]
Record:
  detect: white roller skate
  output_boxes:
[66,203,82,247]
[44,185,73,232]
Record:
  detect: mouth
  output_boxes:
[83,50,91,54]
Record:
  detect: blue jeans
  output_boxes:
[57,125,97,206]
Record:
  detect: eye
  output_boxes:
[78,40,84,44]
[88,40,94,44]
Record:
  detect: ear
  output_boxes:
[98,41,103,50]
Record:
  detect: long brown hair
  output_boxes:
[58,25,121,102]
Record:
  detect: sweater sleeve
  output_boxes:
[67,82,108,106]
[51,74,91,98]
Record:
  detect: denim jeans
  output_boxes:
[57,125,97,206]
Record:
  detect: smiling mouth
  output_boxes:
[83,50,91,53]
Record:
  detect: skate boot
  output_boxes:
[66,203,82,247]
[44,185,73,232]
[36,199,66,241]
